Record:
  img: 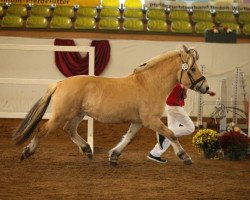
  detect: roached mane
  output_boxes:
[133,50,180,74]
[133,45,199,74]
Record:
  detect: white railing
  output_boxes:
[0,44,95,151]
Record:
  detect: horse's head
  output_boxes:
[178,45,209,94]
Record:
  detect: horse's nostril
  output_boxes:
[206,87,209,91]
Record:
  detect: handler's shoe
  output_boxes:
[147,153,167,164]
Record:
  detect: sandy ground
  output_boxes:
[0,118,250,200]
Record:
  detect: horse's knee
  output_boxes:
[143,120,178,142]
[169,133,177,141]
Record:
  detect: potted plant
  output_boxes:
[205,26,237,43]
[219,131,249,161]
[192,129,221,159]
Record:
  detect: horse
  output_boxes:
[13,45,209,165]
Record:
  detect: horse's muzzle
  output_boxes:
[197,86,209,94]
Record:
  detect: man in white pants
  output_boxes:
[147,83,215,163]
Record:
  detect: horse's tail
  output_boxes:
[12,83,58,145]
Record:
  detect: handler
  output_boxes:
[147,83,216,163]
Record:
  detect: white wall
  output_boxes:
[0,36,249,119]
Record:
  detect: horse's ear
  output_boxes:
[180,49,195,70]
[188,48,199,60]
[182,45,189,53]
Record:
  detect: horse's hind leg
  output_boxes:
[63,113,92,160]
[20,137,38,160]
[109,123,142,165]
[21,117,62,161]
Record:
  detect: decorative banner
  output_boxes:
[144,0,167,9]
[238,3,250,11]
[145,0,191,9]
[145,0,250,10]
[192,2,211,10]
[0,0,100,6]
[210,2,233,11]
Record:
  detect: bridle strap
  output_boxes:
[179,52,206,90]
[179,68,184,84]
[188,72,206,90]
[179,53,195,84]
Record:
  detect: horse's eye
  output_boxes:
[191,68,196,72]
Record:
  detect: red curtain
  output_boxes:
[54,38,110,77]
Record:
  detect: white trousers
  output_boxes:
[150,105,195,157]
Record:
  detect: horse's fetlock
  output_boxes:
[81,145,93,160]
[177,150,186,160]
[109,151,120,162]
[82,144,92,153]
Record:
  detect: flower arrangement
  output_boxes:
[205,26,237,43]
[206,26,235,34]
[219,131,249,161]
[192,129,221,159]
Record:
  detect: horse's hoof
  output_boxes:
[20,154,25,161]
[110,161,118,166]
[87,153,93,160]
[177,151,192,165]
[109,156,118,164]
[183,159,193,165]
[109,151,120,166]
[20,147,33,161]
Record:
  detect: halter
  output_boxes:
[179,52,206,91]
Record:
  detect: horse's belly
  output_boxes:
[80,80,141,123]
[86,106,140,123]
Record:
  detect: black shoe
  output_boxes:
[147,153,167,164]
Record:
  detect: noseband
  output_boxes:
[187,71,206,90]
[179,53,206,91]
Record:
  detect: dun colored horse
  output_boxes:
[13,45,209,165]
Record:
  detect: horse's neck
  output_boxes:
[141,57,180,97]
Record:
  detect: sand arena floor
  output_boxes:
[0,118,249,200]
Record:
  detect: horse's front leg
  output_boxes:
[143,117,192,165]
[109,123,142,166]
